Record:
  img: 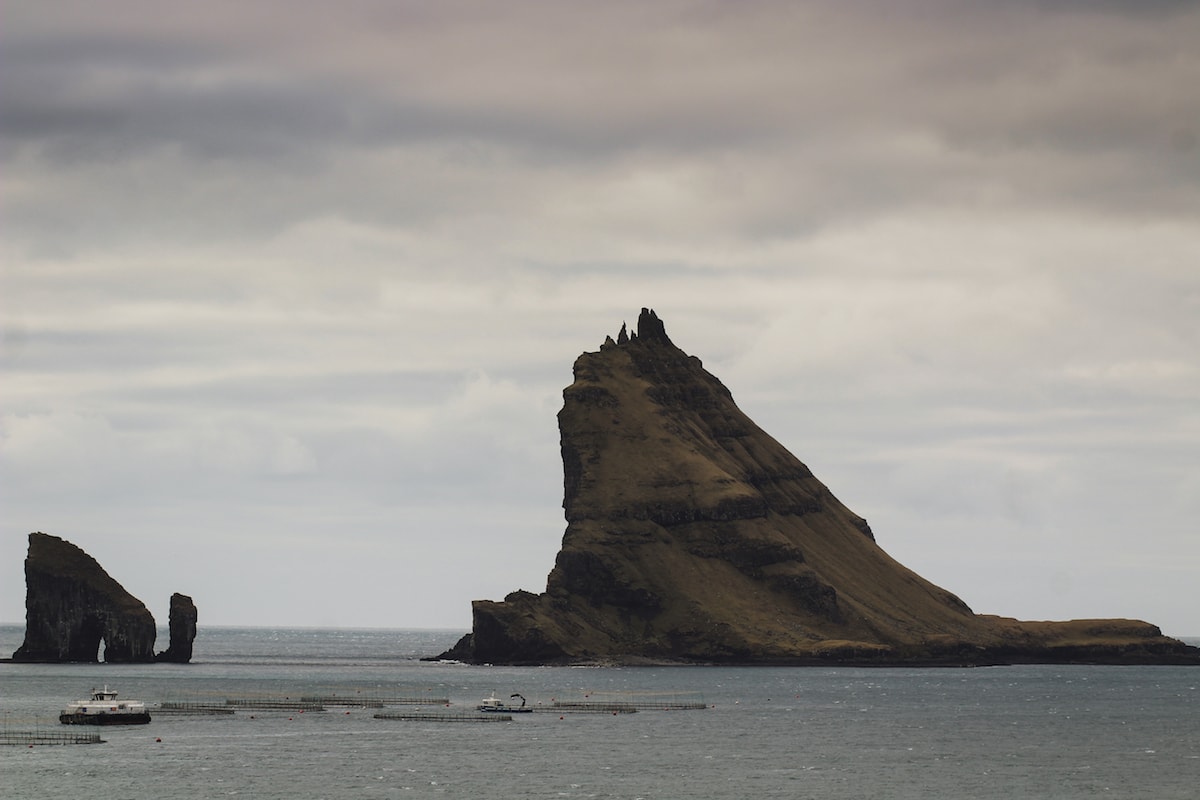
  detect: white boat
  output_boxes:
[478,692,532,713]
[60,686,152,725]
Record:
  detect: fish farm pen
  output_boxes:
[553,691,708,712]
[374,711,512,723]
[544,701,640,714]
[297,684,448,706]
[153,685,448,711]
[223,698,327,711]
[1,718,105,746]
[152,702,236,715]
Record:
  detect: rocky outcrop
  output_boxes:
[155,593,198,663]
[13,533,156,662]
[11,532,196,664]
[437,309,1200,666]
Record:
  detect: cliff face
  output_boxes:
[440,309,1199,666]
[13,533,157,663]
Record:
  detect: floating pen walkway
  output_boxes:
[157,686,447,710]
[153,702,236,715]
[301,694,449,707]
[223,699,326,711]
[1,730,105,745]
[541,702,638,714]
[374,711,512,723]
[2,715,105,745]
[553,691,708,712]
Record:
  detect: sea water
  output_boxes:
[2,625,1198,799]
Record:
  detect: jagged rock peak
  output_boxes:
[619,304,676,345]
[610,307,673,348]
[635,307,671,345]
[616,322,629,345]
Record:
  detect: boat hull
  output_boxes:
[60,712,152,726]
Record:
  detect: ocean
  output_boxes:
[2,625,1198,799]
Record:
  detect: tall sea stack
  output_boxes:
[438,309,1199,665]
[156,592,198,663]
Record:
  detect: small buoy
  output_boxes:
[288,717,293,721]
[155,738,162,743]
[559,716,564,720]
[345,711,350,715]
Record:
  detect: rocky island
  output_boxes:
[438,309,1199,666]
[10,532,197,663]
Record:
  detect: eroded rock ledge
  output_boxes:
[11,532,197,664]
[436,309,1199,666]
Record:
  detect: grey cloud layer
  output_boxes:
[2,1,1198,631]
[5,1,1198,255]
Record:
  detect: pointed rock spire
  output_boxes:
[636,307,672,344]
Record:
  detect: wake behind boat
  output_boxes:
[60,686,152,725]
[478,692,532,713]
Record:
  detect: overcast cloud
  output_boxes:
[3,1,1198,637]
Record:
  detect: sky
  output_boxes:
[2,1,1198,637]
